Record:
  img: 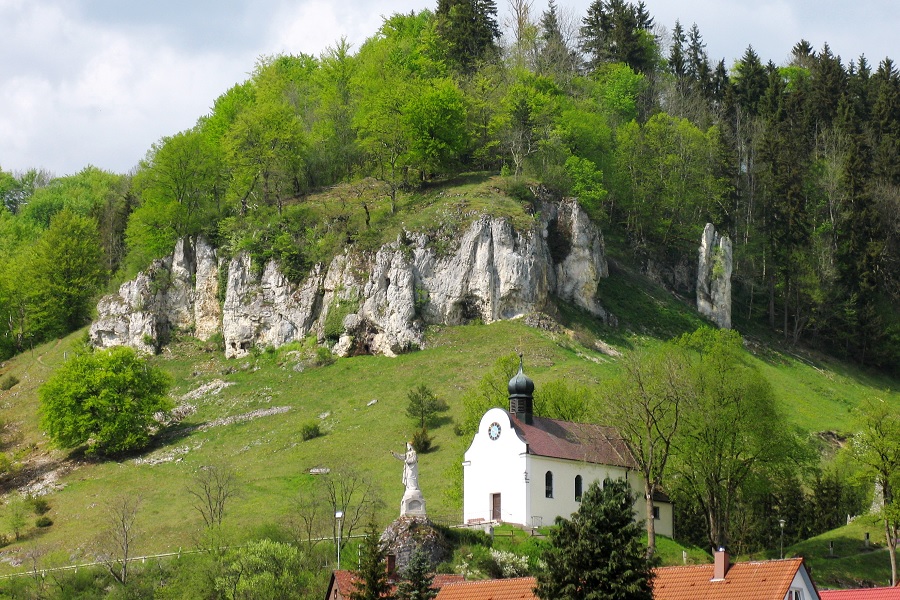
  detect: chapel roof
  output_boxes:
[509,413,637,469]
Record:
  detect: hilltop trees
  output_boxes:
[26,209,107,339]
[435,0,501,73]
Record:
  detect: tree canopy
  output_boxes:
[536,477,654,600]
[39,346,173,456]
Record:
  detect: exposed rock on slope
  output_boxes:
[696,223,733,329]
[91,237,221,353]
[91,199,610,358]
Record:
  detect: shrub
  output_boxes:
[0,375,18,391]
[314,347,335,367]
[35,516,53,528]
[323,299,358,342]
[412,428,432,453]
[28,496,50,516]
[301,421,321,441]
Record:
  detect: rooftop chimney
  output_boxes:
[712,548,730,581]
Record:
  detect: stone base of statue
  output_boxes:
[381,515,450,572]
[400,488,427,517]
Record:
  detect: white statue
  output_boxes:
[391,442,419,491]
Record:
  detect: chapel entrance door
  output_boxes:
[491,493,501,521]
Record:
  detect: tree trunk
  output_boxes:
[886,518,898,586]
[645,487,656,559]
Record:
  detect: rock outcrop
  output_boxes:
[91,199,611,358]
[696,223,732,329]
[91,237,221,353]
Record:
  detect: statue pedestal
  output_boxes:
[400,488,427,517]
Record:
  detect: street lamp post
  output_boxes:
[779,518,786,559]
[335,511,344,568]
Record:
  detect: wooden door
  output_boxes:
[491,493,501,521]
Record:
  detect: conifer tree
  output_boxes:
[536,478,654,600]
[668,20,686,80]
[434,0,500,73]
[350,522,392,600]
[396,549,436,600]
[579,0,657,74]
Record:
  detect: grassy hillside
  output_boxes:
[0,186,898,584]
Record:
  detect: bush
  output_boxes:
[323,299,358,342]
[412,428,432,453]
[314,347,335,367]
[35,516,53,528]
[301,421,321,441]
[39,346,173,456]
[0,375,18,391]
[28,496,50,515]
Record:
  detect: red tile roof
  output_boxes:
[510,414,636,469]
[821,587,900,599]
[435,576,538,600]
[327,570,465,599]
[653,557,808,600]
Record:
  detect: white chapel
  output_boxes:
[462,360,673,535]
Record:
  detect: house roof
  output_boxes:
[326,570,465,599]
[653,557,810,600]
[509,414,636,469]
[434,576,538,600]
[820,587,900,599]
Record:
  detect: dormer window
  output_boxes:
[787,591,803,600]
[545,471,554,498]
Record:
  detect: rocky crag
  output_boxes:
[696,222,733,329]
[90,199,610,358]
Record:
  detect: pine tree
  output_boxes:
[579,0,657,74]
[536,478,654,600]
[350,522,392,600]
[668,20,686,80]
[395,549,436,600]
[733,46,767,116]
[434,0,500,73]
[538,0,578,78]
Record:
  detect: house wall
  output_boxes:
[463,408,673,538]
[525,455,673,537]
[786,568,820,599]
[463,408,529,524]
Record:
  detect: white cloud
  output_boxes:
[1,0,898,176]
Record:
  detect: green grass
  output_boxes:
[789,518,895,588]
[0,186,899,585]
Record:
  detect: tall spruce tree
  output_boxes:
[536,478,654,600]
[350,522,392,600]
[579,0,657,74]
[434,0,500,73]
[395,549,436,600]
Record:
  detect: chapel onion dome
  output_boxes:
[508,356,534,398]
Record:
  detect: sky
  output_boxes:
[0,0,897,178]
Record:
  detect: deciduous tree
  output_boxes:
[850,398,900,586]
[39,346,172,456]
[600,344,691,557]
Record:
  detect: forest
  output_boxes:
[1,0,899,372]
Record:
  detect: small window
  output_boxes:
[653,506,660,520]
[788,591,803,600]
[545,471,554,498]
[575,475,583,502]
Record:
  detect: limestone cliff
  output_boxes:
[91,199,610,358]
[696,223,733,329]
